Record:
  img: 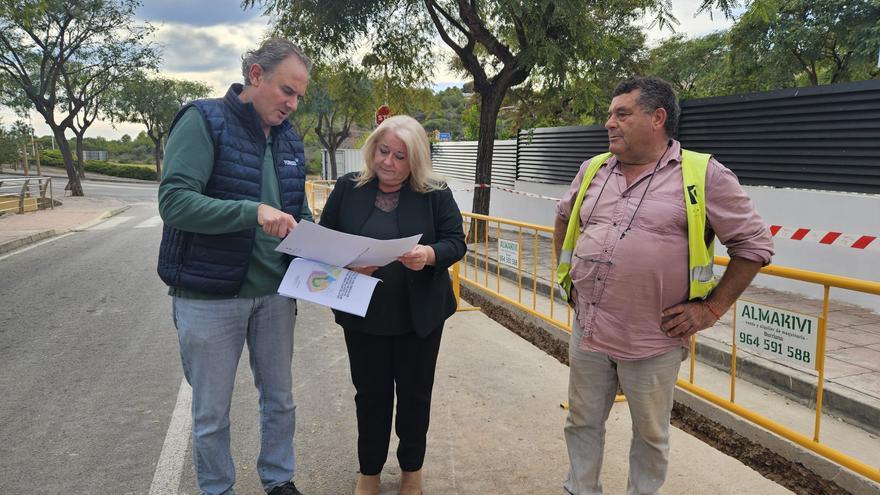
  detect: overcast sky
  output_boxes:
[1,0,736,140]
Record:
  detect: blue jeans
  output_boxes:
[172,295,297,495]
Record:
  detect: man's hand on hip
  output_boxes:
[660,301,718,338]
[257,204,297,238]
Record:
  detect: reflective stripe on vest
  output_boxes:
[555,149,715,302]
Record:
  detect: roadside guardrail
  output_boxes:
[0,176,54,215]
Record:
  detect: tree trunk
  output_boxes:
[32,135,42,176]
[469,91,504,241]
[75,133,86,180]
[21,143,30,175]
[329,150,339,179]
[152,137,162,180]
[55,128,84,196]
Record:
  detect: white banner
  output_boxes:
[498,238,519,269]
[735,300,819,369]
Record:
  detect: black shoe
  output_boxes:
[268,481,303,495]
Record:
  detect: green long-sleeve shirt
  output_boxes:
[158,107,313,299]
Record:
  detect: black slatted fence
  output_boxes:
[678,80,880,193]
[433,80,880,194]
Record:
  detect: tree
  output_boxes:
[648,32,734,99]
[243,0,676,221]
[66,70,114,180]
[422,87,467,139]
[0,118,30,169]
[112,74,211,178]
[0,0,155,195]
[295,61,373,179]
[728,0,880,87]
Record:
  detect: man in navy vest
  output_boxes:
[158,38,312,495]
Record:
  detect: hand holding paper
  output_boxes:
[278,259,380,317]
[275,221,423,315]
[397,244,435,271]
[275,220,422,267]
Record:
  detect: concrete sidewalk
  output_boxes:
[0,166,149,254]
[174,303,795,494]
[0,195,128,255]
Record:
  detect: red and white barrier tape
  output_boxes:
[452,184,878,251]
[452,184,561,202]
[769,225,878,250]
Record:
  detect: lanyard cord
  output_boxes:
[581,141,673,241]
[619,141,672,239]
[580,164,614,232]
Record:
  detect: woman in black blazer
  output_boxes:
[319,115,466,495]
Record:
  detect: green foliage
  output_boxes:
[40,148,156,180]
[293,60,374,178]
[0,0,158,154]
[0,122,22,165]
[37,135,154,165]
[83,160,156,181]
[110,73,212,169]
[648,0,879,100]
[247,0,677,214]
[461,104,480,141]
[40,149,64,167]
[305,156,322,176]
[729,0,880,86]
[421,87,468,139]
[649,32,737,99]
[0,119,32,165]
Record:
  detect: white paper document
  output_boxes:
[275,220,422,267]
[278,258,381,317]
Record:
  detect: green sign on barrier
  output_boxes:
[498,239,519,269]
[735,300,819,369]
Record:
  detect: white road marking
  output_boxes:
[149,378,192,495]
[83,182,158,191]
[87,215,135,230]
[0,233,74,262]
[134,216,163,229]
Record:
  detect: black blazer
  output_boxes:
[319,173,467,337]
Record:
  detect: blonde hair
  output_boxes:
[355,115,446,193]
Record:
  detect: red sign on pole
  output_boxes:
[375,105,391,125]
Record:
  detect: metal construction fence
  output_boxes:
[304,181,880,484]
[458,212,880,485]
[0,176,54,215]
[304,180,335,219]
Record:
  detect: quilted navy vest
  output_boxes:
[157,84,306,295]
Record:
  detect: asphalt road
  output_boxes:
[0,184,356,494]
[81,179,162,203]
[0,187,179,493]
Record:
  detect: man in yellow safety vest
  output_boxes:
[553,76,774,495]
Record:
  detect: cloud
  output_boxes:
[136,0,263,27]
[154,20,274,75]
[157,28,241,73]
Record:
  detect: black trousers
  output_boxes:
[343,326,444,475]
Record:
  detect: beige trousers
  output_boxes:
[563,324,685,495]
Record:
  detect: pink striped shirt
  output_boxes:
[556,140,773,360]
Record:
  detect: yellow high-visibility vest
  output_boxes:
[555,149,716,302]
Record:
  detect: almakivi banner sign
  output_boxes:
[735,300,820,369]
